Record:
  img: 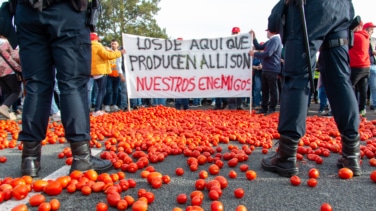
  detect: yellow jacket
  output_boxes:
[91,40,122,76]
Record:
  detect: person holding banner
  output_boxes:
[249,29,282,114]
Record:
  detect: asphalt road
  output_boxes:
[0,102,376,211]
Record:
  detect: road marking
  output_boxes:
[0,149,102,210]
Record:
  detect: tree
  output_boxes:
[96,0,168,46]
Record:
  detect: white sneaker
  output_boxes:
[0,105,10,119]
[92,110,103,117]
[110,105,120,112]
[52,111,61,121]
[104,105,111,112]
[211,102,215,106]
[9,112,16,121]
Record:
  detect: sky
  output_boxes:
[155,0,374,41]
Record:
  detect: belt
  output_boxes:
[322,38,348,49]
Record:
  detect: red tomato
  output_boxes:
[11,204,28,211]
[236,205,248,211]
[176,193,187,204]
[234,188,244,199]
[12,184,29,200]
[228,170,237,179]
[370,170,376,183]
[290,175,301,186]
[195,179,206,190]
[117,199,128,210]
[96,202,108,211]
[106,192,121,207]
[338,168,353,179]
[239,164,249,172]
[214,176,228,189]
[320,203,332,211]
[208,164,220,175]
[132,200,148,211]
[50,198,60,211]
[143,191,155,204]
[308,168,320,179]
[307,178,318,187]
[208,189,220,201]
[44,181,63,196]
[198,170,209,179]
[38,202,52,211]
[369,158,376,167]
[162,175,171,184]
[210,200,224,211]
[29,193,46,207]
[0,156,7,163]
[245,170,257,180]
[175,168,184,176]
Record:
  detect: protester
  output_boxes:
[261,0,361,177]
[249,29,282,114]
[0,36,21,120]
[90,33,125,117]
[15,2,113,177]
[363,22,376,112]
[349,20,371,117]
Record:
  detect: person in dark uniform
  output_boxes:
[15,0,112,177]
[261,0,361,177]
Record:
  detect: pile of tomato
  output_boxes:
[1,106,376,210]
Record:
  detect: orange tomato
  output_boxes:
[29,193,46,207]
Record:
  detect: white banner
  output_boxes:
[122,33,253,98]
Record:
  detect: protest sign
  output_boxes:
[122,33,252,98]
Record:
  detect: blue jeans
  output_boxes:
[152,98,166,106]
[50,77,60,115]
[192,98,201,106]
[318,86,327,111]
[87,78,94,109]
[118,81,128,109]
[93,76,107,112]
[175,98,189,110]
[252,71,262,106]
[130,98,142,107]
[369,65,376,106]
[104,76,120,106]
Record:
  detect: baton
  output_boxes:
[297,0,315,94]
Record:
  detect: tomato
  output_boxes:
[234,188,244,199]
[12,184,29,200]
[50,198,60,211]
[44,181,63,196]
[84,169,98,181]
[228,170,237,179]
[320,203,332,211]
[81,185,92,195]
[106,192,121,207]
[176,193,187,204]
[245,170,257,180]
[195,179,206,190]
[198,170,208,179]
[338,168,353,179]
[208,189,220,200]
[290,175,301,186]
[175,168,184,176]
[369,158,376,167]
[308,168,320,179]
[33,180,49,192]
[96,202,109,211]
[307,178,318,187]
[117,199,128,210]
[239,164,249,172]
[143,191,155,204]
[236,205,248,211]
[191,195,203,206]
[124,195,135,206]
[38,202,52,211]
[127,179,137,188]
[370,170,376,183]
[210,200,224,211]
[132,200,148,211]
[29,193,46,207]
[11,204,28,211]
[0,156,7,163]
[208,164,220,175]
[162,175,171,184]
[214,176,228,189]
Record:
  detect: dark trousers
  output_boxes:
[350,68,370,111]
[0,74,21,107]
[104,76,120,106]
[278,0,359,139]
[261,71,279,110]
[93,76,107,112]
[15,2,91,142]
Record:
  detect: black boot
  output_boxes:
[261,135,299,177]
[70,141,113,174]
[337,135,362,176]
[21,141,41,177]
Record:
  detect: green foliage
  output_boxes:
[96,0,168,46]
